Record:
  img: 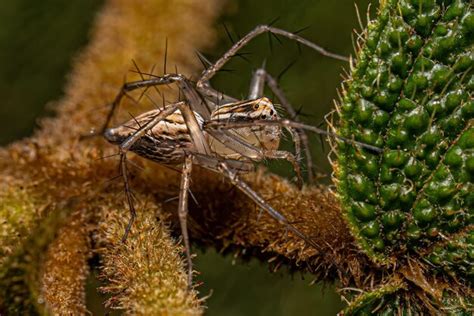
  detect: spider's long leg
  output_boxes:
[197,82,238,106]
[108,102,183,242]
[103,73,214,133]
[178,154,194,288]
[206,119,384,153]
[119,153,137,242]
[197,25,348,86]
[264,72,315,183]
[177,103,211,156]
[262,150,303,189]
[103,74,184,133]
[248,68,266,100]
[192,153,318,250]
[247,67,312,183]
[117,102,183,152]
[205,129,303,188]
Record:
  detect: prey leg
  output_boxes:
[192,153,318,249]
[197,25,348,86]
[178,155,194,288]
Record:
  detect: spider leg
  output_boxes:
[205,129,303,189]
[103,73,213,133]
[191,153,318,250]
[111,102,182,243]
[177,102,211,155]
[247,67,312,184]
[206,119,384,154]
[248,68,266,100]
[178,154,194,288]
[197,25,348,86]
[108,101,196,243]
[119,152,137,243]
[263,72,315,183]
[116,102,182,152]
[194,76,238,106]
[262,150,303,189]
[103,74,183,133]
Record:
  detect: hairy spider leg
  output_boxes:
[106,100,212,287]
[260,70,316,183]
[119,153,136,243]
[205,119,384,154]
[206,97,304,188]
[102,73,214,134]
[195,25,349,182]
[190,152,319,249]
[197,24,349,87]
[176,154,255,289]
[107,102,182,242]
[247,67,313,184]
[178,154,194,288]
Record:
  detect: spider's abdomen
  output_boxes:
[104,109,203,164]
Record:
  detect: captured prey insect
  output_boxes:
[101,25,383,287]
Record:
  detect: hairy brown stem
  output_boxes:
[40,209,92,315]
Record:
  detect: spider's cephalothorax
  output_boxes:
[208,97,281,160]
[101,24,380,288]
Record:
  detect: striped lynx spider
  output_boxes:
[102,25,381,286]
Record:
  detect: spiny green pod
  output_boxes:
[424,229,474,282]
[335,0,473,268]
[335,1,473,311]
[344,283,473,316]
[334,3,473,313]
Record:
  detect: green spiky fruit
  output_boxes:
[343,283,473,316]
[425,229,474,282]
[336,0,473,278]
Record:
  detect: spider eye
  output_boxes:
[269,109,274,115]
[261,114,267,119]
[253,104,259,110]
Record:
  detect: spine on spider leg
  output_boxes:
[330,0,473,314]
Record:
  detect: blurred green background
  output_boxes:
[0,0,375,314]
